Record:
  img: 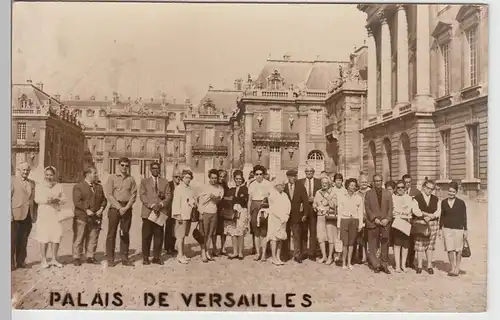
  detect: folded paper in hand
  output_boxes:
[148,210,167,226]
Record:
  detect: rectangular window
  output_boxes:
[309,109,323,135]
[205,127,215,146]
[268,109,282,132]
[269,146,281,178]
[116,118,125,129]
[204,158,214,174]
[467,27,478,86]
[156,120,163,131]
[17,122,27,140]
[440,130,451,179]
[97,138,104,152]
[132,118,140,130]
[466,125,480,179]
[441,43,450,95]
[147,119,155,130]
[166,140,174,155]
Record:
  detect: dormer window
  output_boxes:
[87,109,95,117]
[203,98,215,114]
[99,110,106,117]
[19,94,28,109]
[267,69,285,90]
[75,109,82,117]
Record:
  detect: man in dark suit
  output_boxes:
[11,162,37,270]
[402,174,420,269]
[72,166,107,266]
[164,169,181,254]
[364,174,393,274]
[282,169,310,263]
[298,166,321,261]
[139,162,172,265]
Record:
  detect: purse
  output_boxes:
[411,219,430,236]
[222,207,236,220]
[462,238,471,258]
[192,223,204,245]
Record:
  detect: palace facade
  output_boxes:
[357,4,488,197]
[11,81,87,182]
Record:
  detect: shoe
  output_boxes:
[73,259,82,266]
[293,257,302,264]
[143,259,150,265]
[253,255,261,262]
[228,255,238,260]
[447,272,454,276]
[151,258,164,265]
[326,259,333,265]
[122,259,134,267]
[427,268,434,275]
[308,256,316,262]
[348,265,354,271]
[51,260,63,268]
[342,265,347,270]
[374,267,381,274]
[238,256,244,260]
[17,263,28,269]
[177,258,188,264]
[416,267,422,274]
[202,257,208,263]
[40,261,50,269]
[86,257,97,264]
[381,267,391,274]
[318,257,326,264]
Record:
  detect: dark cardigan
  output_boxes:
[439,198,467,231]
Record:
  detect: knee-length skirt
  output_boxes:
[414,220,439,253]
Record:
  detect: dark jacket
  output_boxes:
[284,181,311,224]
[364,188,393,229]
[73,180,107,222]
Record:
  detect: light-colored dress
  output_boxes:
[266,189,291,241]
[34,181,67,243]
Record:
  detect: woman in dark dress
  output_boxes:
[213,169,230,256]
[224,170,249,259]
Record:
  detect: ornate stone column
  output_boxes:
[415,4,434,111]
[366,26,378,122]
[185,129,192,169]
[298,108,308,179]
[396,5,409,107]
[243,111,254,178]
[379,11,392,113]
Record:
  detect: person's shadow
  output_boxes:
[434,259,467,275]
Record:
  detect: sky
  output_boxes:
[12,2,367,104]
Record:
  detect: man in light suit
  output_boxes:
[11,162,37,270]
[139,162,172,265]
[298,166,321,261]
[72,166,107,266]
[364,174,394,274]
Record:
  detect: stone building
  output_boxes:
[183,84,242,184]
[235,55,349,179]
[357,4,488,197]
[64,93,188,182]
[11,81,86,182]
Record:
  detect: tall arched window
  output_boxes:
[307,150,324,175]
[382,138,392,182]
[368,141,377,178]
[399,133,411,177]
[146,139,156,156]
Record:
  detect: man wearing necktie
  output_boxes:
[139,162,171,265]
[297,166,321,261]
[11,162,37,270]
[72,166,107,266]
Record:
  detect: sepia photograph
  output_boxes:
[10,0,488,313]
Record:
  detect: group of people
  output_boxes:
[11,158,469,277]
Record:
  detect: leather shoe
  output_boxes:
[86,257,97,264]
[293,257,302,264]
[381,266,391,274]
[73,259,82,266]
[152,258,164,265]
[374,267,381,273]
[143,259,150,265]
[427,268,434,275]
[122,259,134,267]
[308,256,316,262]
[17,263,28,269]
[416,267,422,274]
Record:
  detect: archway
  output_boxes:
[307,150,324,176]
[382,138,392,182]
[368,141,377,179]
[399,133,411,178]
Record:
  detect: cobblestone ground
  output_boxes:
[11,184,487,312]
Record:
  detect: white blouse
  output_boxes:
[248,179,273,201]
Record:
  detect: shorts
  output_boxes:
[174,220,191,238]
[443,227,464,252]
[340,218,359,246]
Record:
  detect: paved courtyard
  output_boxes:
[11,184,488,312]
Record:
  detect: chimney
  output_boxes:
[150,98,154,102]
[75,95,80,100]
[112,91,119,104]
[26,79,32,84]
[185,98,191,104]
[283,54,291,61]
[36,81,44,91]
[54,94,61,101]
[234,78,243,91]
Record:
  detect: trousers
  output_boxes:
[72,218,100,259]
[367,224,390,269]
[164,216,176,251]
[106,207,132,262]
[142,218,164,259]
[11,214,32,267]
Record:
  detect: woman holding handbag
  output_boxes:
[313,177,338,265]
[171,169,196,264]
[224,170,249,260]
[391,180,422,273]
[439,182,468,277]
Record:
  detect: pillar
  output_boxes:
[185,129,192,169]
[415,4,434,111]
[379,11,392,113]
[366,26,378,122]
[243,111,253,178]
[396,5,410,107]
[298,109,308,179]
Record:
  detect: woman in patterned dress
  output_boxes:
[224,170,249,260]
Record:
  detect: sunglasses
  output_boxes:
[254,173,263,176]
[120,164,129,167]
[396,186,405,189]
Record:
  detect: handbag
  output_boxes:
[411,219,430,236]
[462,238,471,258]
[334,239,343,253]
[192,222,204,245]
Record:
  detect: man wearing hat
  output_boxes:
[282,169,310,263]
[164,169,182,254]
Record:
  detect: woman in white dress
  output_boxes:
[34,166,67,268]
[264,175,290,266]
